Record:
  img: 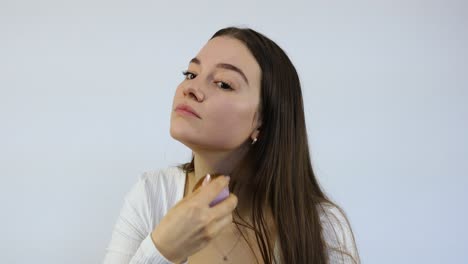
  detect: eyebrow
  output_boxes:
[190,57,249,85]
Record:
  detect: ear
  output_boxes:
[250,127,260,140]
[251,110,262,140]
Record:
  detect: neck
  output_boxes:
[185,144,253,219]
[184,146,277,241]
[190,145,249,188]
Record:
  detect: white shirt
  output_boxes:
[103,166,360,264]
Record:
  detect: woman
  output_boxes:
[104,26,360,264]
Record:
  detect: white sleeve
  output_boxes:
[320,204,361,264]
[103,173,188,264]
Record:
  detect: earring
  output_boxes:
[251,138,257,145]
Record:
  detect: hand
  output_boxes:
[151,175,237,263]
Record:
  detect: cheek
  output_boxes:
[208,100,255,141]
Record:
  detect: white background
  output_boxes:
[1,0,467,263]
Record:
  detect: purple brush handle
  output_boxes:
[202,174,230,207]
[209,186,229,207]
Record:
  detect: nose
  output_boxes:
[183,82,205,102]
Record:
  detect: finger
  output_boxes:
[184,174,213,200]
[206,213,234,239]
[184,174,214,200]
[195,175,230,206]
[194,173,212,191]
[210,193,238,218]
[184,183,203,200]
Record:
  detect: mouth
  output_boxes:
[174,104,201,119]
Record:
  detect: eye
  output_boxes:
[215,81,233,90]
[182,70,196,80]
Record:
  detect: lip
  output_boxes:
[174,103,201,119]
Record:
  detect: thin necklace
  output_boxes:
[185,171,243,262]
[211,227,243,262]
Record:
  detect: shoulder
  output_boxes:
[125,165,186,214]
[107,166,186,245]
[139,165,185,201]
[139,166,185,190]
[318,202,361,264]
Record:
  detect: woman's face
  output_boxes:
[170,36,262,152]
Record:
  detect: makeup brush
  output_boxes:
[192,173,230,207]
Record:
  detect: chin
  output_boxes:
[170,124,242,151]
[170,126,195,148]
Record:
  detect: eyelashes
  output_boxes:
[181,70,196,80]
[181,70,234,91]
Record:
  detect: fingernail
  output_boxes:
[202,174,211,186]
[225,175,230,182]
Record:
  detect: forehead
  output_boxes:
[195,36,261,87]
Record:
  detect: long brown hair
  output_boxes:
[178,26,359,264]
